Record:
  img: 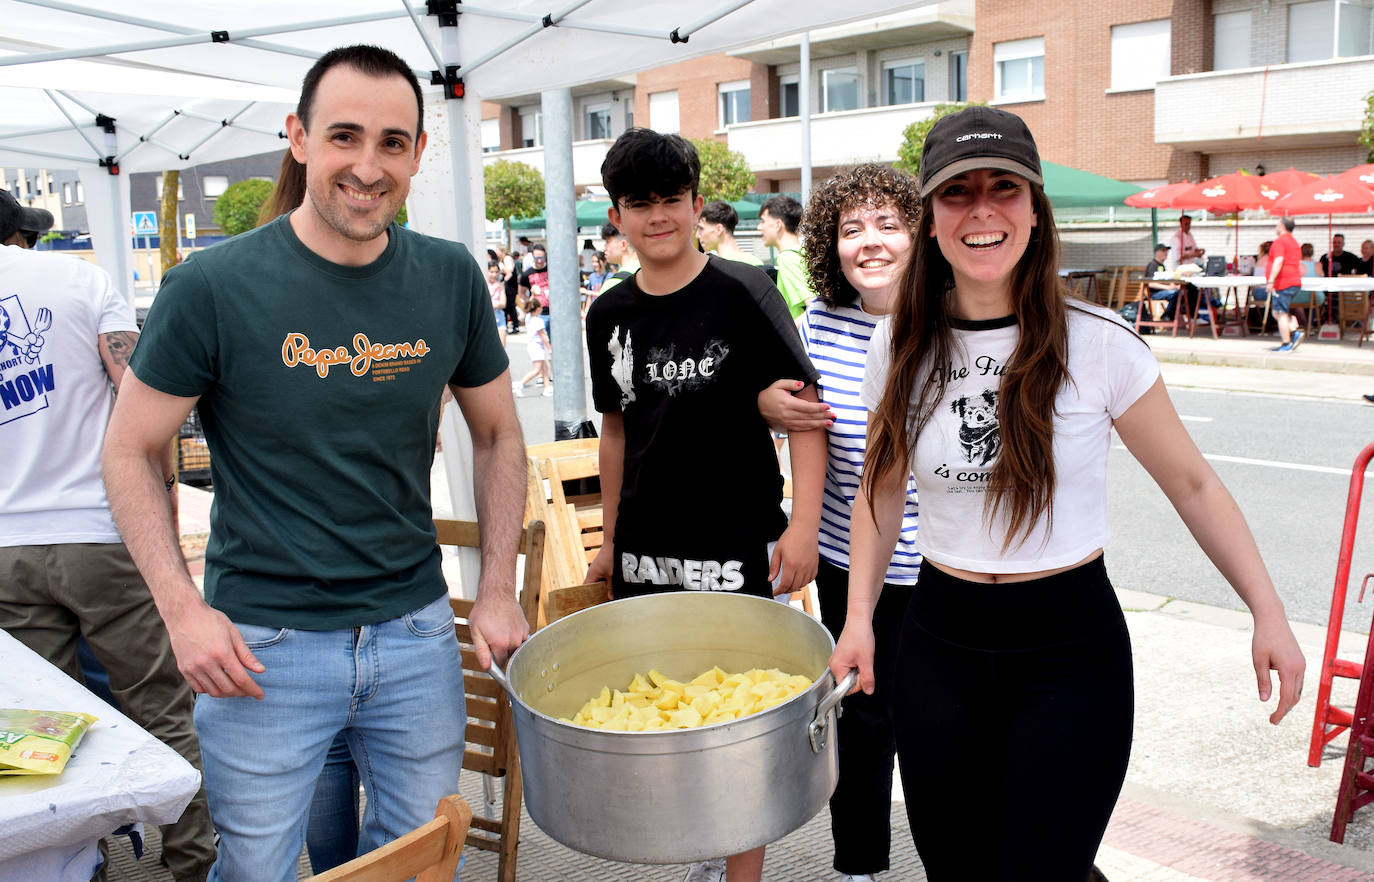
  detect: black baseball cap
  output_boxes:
[918,106,1043,198]
[1154,243,1170,251]
[0,188,55,242]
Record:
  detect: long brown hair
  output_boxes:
[862,183,1070,552]
[257,149,306,226]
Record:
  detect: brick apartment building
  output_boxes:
[480,0,1372,200]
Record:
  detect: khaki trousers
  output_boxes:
[0,543,215,881]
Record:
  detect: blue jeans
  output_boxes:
[197,592,466,882]
[306,733,360,872]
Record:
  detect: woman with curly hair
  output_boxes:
[828,106,1305,880]
[759,162,921,882]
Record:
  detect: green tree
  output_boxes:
[213,179,274,237]
[484,159,544,250]
[894,101,987,178]
[690,138,755,202]
[1360,88,1374,163]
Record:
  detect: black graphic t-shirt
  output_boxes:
[586,255,818,598]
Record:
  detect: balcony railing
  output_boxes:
[482,139,614,189]
[1154,55,1374,150]
[726,102,938,172]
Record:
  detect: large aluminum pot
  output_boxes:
[488,592,852,864]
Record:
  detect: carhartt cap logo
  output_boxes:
[956,132,1004,142]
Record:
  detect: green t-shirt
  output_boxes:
[130,216,508,629]
[774,248,813,318]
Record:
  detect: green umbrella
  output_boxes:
[509,197,759,230]
[1041,161,1143,208]
[509,199,614,230]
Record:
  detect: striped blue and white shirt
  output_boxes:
[802,301,921,585]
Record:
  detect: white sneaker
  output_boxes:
[542,385,554,397]
[682,858,726,882]
[511,381,523,398]
[842,875,877,882]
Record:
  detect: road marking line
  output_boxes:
[1113,445,1369,477]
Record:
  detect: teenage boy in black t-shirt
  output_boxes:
[584,128,826,882]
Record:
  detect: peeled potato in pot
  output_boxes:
[563,666,813,731]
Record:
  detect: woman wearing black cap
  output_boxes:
[828,106,1305,880]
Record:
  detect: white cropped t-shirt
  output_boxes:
[860,302,1159,574]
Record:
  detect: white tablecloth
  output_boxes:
[0,629,200,880]
[1300,276,1374,293]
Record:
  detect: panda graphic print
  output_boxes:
[922,332,1013,496]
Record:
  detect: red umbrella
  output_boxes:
[1270,175,1374,216]
[1123,181,1195,208]
[1172,172,1282,213]
[1257,166,1322,198]
[1336,163,1374,191]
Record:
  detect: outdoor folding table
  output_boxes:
[0,630,200,881]
[1178,275,1267,339]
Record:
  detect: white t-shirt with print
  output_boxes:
[860,302,1159,574]
[0,247,136,546]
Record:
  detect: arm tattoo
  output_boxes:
[99,330,139,384]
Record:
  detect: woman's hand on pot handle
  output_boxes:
[829,622,875,696]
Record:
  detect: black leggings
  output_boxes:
[892,555,1133,881]
[815,559,912,875]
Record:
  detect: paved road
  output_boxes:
[1106,381,1374,632]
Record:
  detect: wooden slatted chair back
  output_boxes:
[311,794,471,882]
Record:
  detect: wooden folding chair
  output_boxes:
[312,794,471,882]
[435,518,545,882]
[1133,276,1185,337]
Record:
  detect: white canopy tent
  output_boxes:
[0,0,929,588]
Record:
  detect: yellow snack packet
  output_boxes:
[0,709,98,775]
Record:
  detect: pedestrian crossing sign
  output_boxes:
[132,211,158,236]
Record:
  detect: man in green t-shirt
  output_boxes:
[759,194,816,320]
[102,45,529,879]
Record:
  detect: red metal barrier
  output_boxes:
[1310,442,1374,769]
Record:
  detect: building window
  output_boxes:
[63,183,71,204]
[75,182,84,203]
[882,59,925,105]
[480,119,500,153]
[46,174,54,193]
[1213,11,1253,70]
[1289,0,1374,62]
[950,50,968,101]
[202,176,229,199]
[649,90,680,133]
[779,75,800,117]
[519,108,542,147]
[993,37,1045,102]
[1110,20,1171,91]
[155,177,186,201]
[717,80,751,127]
[585,104,612,140]
[822,67,859,112]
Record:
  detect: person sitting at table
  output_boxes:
[1299,242,1317,278]
[1320,233,1363,277]
[1356,239,1373,277]
[1143,242,1188,321]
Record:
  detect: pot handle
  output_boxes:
[486,660,520,704]
[807,669,857,754]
